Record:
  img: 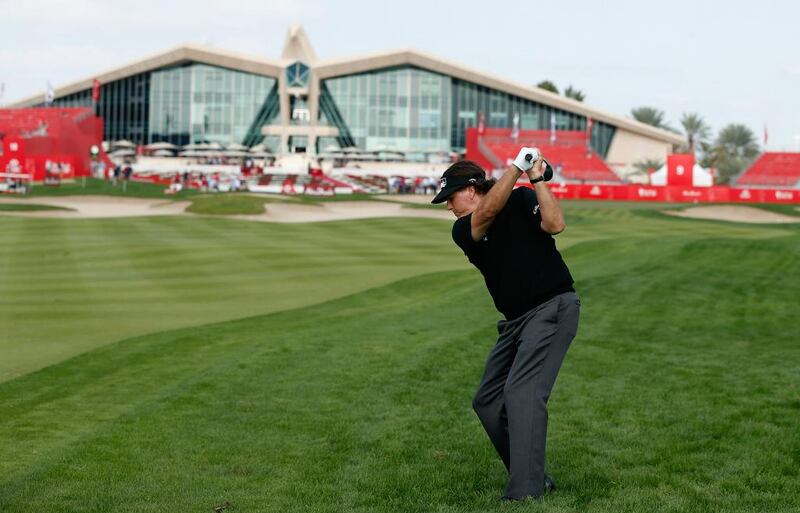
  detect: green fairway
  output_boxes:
[1,203,798,512]
[0,215,463,382]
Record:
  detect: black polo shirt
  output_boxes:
[452,187,574,320]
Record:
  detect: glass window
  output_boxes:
[148,64,276,145]
[286,62,310,88]
[323,66,451,152]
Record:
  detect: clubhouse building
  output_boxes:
[7,25,683,174]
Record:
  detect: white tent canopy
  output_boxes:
[109,148,135,157]
[183,143,213,151]
[146,142,178,150]
[650,163,714,187]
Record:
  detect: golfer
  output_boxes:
[431,149,580,501]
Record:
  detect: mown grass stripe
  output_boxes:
[0,228,798,512]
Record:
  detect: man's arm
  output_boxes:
[526,158,566,235]
[470,148,535,241]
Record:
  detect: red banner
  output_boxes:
[518,182,799,204]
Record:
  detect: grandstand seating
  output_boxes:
[342,174,388,193]
[736,153,800,187]
[250,173,361,194]
[482,139,622,183]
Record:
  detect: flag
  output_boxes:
[45,81,55,105]
[0,82,5,103]
[92,79,101,103]
[763,124,768,147]
[586,116,593,149]
[550,112,557,144]
[511,112,520,142]
[477,111,485,135]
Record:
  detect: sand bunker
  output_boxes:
[376,194,437,205]
[232,200,451,223]
[4,196,796,225]
[0,196,190,218]
[0,196,452,223]
[666,205,800,224]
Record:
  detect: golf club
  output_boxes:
[524,152,554,181]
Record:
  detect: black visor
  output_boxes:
[431,176,478,204]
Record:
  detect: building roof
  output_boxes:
[7,45,286,108]
[6,26,684,146]
[281,24,317,63]
[315,48,684,145]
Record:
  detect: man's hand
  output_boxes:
[525,155,545,181]
[512,147,539,172]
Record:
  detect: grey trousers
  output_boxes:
[472,291,580,499]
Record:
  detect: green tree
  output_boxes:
[697,140,716,169]
[631,106,672,131]
[537,80,559,94]
[680,112,711,154]
[708,123,761,184]
[633,158,664,174]
[564,85,585,102]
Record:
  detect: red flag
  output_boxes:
[478,112,485,135]
[92,79,101,103]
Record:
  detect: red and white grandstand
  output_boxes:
[736,152,800,188]
[466,128,622,183]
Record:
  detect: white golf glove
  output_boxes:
[512,147,540,172]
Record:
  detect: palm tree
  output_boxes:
[680,113,711,154]
[631,107,672,131]
[633,158,664,174]
[536,80,559,95]
[708,124,761,184]
[564,85,585,102]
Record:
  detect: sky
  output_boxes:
[1,0,798,149]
